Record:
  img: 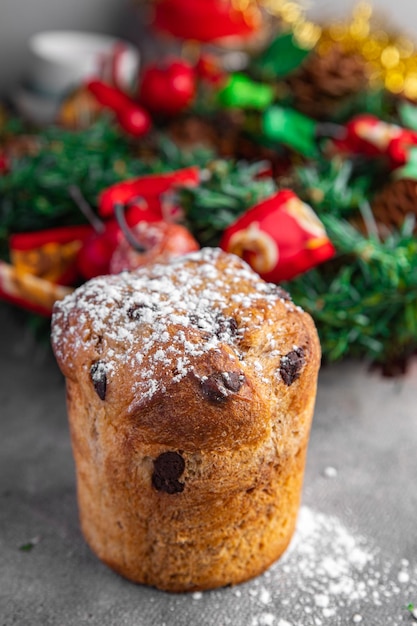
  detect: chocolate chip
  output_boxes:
[222,371,244,392]
[152,452,185,494]
[188,314,212,340]
[200,374,228,402]
[90,361,107,400]
[189,313,204,328]
[200,371,244,403]
[127,302,157,320]
[280,347,305,386]
[215,315,239,339]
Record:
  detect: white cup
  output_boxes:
[16,30,140,123]
[26,30,139,96]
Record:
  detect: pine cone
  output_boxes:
[287,43,368,120]
[369,178,417,235]
[167,115,217,151]
[167,111,246,157]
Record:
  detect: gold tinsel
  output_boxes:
[231,0,417,100]
[318,2,417,100]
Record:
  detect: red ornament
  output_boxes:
[332,115,401,157]
[76,220,121,280]
[387,129,417,166]
[220,189,335,283]
[98,167,200,219]
[152,0,261,43]
[195,53,225,86]
[77,168,200,280]
[110,221,200,273]
[331,114,417,168]
[9,225,92,285]
[138,59,196,116]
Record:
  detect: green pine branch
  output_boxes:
[285,215,417,367]
[179,160,276,247]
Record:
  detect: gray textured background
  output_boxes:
[1,302,416,625]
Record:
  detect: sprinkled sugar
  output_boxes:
[171,505,416,625]
[51,248,294,402]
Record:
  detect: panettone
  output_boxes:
[51,247,321,592]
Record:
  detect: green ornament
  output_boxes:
[217,73,274,110]
[398,101,417,132]
[262,106,319,158]
[393,146,417,180]
[252,31,311,79]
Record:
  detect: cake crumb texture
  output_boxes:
[51,248,321,591]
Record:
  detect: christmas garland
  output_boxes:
[2,2,417,373]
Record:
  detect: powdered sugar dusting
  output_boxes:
[166,506,417,625]
[51,248,296,402]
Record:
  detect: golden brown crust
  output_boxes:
[51,248,321,591]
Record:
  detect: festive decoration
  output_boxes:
[318,2,417,101]
[286,42,369,120]
[251,31,313,80]
[220,189,335,282]
[3,2,417,372]
[262,106,320,158]
[98,167,200,218]
[9,225,91,285]
[370,177,417,237]
[217,73,275,110]
[285,213,417,374]
[0,260,73,316]
[178,160,276,247]
[152,0,261,43]
[86,80,152,137]
[75,219,121,280]
[110,220,199,273]
[138,59,197,116]
[333,114,409,163]
[73,167,200,279]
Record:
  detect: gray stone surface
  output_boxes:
[1,302,417,625]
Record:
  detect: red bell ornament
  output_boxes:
[220,190,335,283]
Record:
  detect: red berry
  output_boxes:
[77,220,122,279]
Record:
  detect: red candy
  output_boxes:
[333,114,417,167]
[98,167,200,219]
[220,190,335,282]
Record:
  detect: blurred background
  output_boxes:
[1,0,417,98]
